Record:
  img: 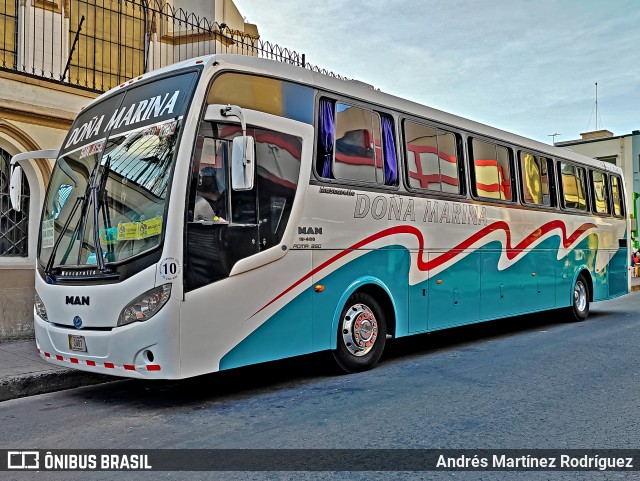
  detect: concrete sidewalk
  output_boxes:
[1,276,639,403]
[0,339,112,402]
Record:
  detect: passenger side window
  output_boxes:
[560,162,588,211]
[520,152,552,206]
[610,175,624,216]
[317,98,397,185]
[191,138,229,223]
[404,120,461,194]
[470,139,513,201]
[254,128,302,249]
[590,170,610,215]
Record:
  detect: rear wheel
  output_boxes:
[568,274,590,322]
[332,292,387,373]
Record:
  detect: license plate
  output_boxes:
[68,334,87,352]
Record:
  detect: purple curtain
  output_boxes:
[382,116,397,185]
[319,99,334,178]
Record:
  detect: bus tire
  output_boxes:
[332,292,387,373]
[568,274,590,322]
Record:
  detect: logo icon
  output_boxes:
[66,295,90,305]
[7,451,39,470]
[73,316,83,329]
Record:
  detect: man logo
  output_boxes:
[73,316,83,329]
[66,296,89,306]
[298,227,323,235]
[7,451,39,469]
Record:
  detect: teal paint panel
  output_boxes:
[312,247,410,349]
[221,247,411,371]
[591,254,609,302]
[556,246,587,307]
[554,234,610,304]
[591,267,609,301]
[221,233,621,371]
[219,288,313,371]
[608,246,629,298]
[518,244,557,311]
[480,243,522,320]
[427,252,481,331]
[408,267,428,333]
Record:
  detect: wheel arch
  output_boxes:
[330,276,397,350]
[571,267,593,303]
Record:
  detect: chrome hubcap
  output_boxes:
[341,304,379,357]
[574,281,587,312]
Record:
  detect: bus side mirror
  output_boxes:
[9,165,22,212]
[231,135,255,191]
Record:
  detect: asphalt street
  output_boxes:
[1,292,639,481]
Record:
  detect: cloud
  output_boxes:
[233,0,640,142]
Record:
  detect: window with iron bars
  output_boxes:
[0,148,30,256]
[69,0,147,91]
[0,0,18,70]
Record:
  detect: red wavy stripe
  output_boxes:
[408,172,459,187]
[476,182,505,193]
[425,220,596,272]
[254,220,596,316]
[475,159,499,167]
[407,145,457,163]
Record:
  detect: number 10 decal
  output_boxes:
[159,257,181,280]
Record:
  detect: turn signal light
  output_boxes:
[35,292,48,322]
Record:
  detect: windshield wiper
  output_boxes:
[44,195,84,280]
[92,156,112,272]
[46,156,102,277]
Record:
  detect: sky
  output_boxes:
[232,0,640,144]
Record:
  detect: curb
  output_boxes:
[0,369,113,403]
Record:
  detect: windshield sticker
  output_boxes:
[87,252,107,265]
[42,219,55,248]
[138,216,163,239]
[80,139,105,159]
[99,227,119,245]
[118,222,138,241]
[142,120,178,139]
[159,120,177,138]
[116,217,163,241]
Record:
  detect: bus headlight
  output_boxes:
[118,284,172,327]
[35,292,48,321]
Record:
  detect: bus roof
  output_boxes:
[92,54,622,176]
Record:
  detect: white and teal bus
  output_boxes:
[11,54,630,378]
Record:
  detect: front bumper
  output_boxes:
[34,299,181,379]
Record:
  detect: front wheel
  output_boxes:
[567,274,590,322]
[332,292,387,373]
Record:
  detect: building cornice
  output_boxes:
[557,132,639,147]
[0,99,76,130]
[0,69,98,99]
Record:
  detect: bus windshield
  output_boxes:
[39,70,199,270]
